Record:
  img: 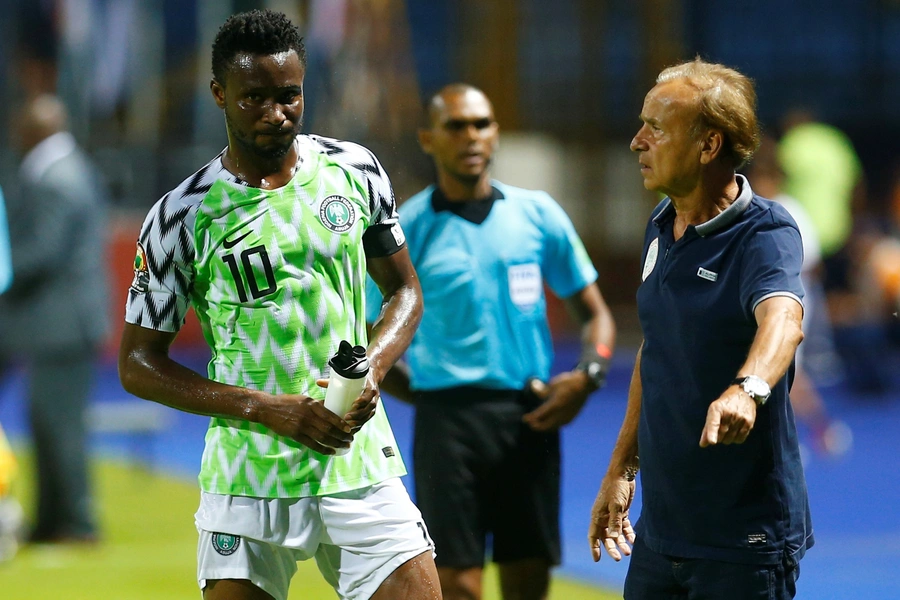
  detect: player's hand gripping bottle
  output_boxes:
[324,341,369,455]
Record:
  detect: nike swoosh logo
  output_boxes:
[222,230,252,249]
[222,212,266,249]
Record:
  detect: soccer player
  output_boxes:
[118,10,440,600]
[369,84,616,600]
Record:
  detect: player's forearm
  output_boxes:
[119,345,266,422]
[606,344,642,479]
[738,300,804,386]
[366,283,422,385]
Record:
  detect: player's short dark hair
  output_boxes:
[211,9,307,85]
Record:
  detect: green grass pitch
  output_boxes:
[2,454,618,599]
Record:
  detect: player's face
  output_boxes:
[630,81,705,198]
[213,50,305,160]
[420,90,498,183]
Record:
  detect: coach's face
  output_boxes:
[419,89,499,183]
[630,80,705,198]
[212,50,305,160]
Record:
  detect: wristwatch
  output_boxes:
[576,360,608,390]
[731,375,771,406]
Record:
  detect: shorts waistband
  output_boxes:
[414,386,523,405]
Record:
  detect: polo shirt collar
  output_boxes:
[652,174,754,237]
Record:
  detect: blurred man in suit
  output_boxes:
[0,94,109,543]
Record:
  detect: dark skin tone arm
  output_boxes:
[118,248,422,455]
[523,282,616,431]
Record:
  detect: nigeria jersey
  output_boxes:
[125,135,407,498]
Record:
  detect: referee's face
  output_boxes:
[630,80,705,198]
[421,89,498,183]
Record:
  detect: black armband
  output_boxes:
[363,222,406,258]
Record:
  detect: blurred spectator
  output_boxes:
[0,95,109,544]
[0,184,10,294]
[778,110,863,292]
[745,136,852,457]
[0,422,24,561]
[854,163,900,349]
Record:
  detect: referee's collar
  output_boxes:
[653,174,753,237]
[431,184,504,225]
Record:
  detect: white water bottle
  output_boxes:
[323,341,369,456]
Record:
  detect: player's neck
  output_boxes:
[437,171,493,202]
[222,142,300,190]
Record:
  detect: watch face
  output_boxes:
[742,377,770,401]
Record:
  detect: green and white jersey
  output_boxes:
[125,135,407,498]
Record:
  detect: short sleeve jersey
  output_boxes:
[125,135,406,498]
[636,175,813,565]
[367,181,597,391]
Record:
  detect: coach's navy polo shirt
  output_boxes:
[635,175,814,565]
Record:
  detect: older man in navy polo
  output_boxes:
[588,59,812,600]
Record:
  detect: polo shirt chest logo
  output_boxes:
[697,267,718,282]
[642,238,659,282]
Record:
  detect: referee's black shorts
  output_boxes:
[412,386,561,568]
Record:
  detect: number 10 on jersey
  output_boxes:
[223,245,277,302]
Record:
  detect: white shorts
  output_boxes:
[196,477,435,600]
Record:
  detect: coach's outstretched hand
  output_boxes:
[700,384,757,447]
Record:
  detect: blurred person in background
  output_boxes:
[369,83,617,600]
[779,112,892,393]
[778,109,863,292]
[589,59,812,599]
[854,162,900,361]
[745,135,852,457]
[0,422,24,561]
[117,10,440,600]
[0,184,10,294]
[0,184,24,562]
[0,94,109,544]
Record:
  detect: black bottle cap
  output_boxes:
[328,340,369,379]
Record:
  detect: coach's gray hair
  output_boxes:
[657,58,760,168]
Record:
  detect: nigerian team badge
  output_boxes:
[319,195,356,232]
[211,532,241,556]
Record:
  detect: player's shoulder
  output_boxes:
[140,152,233,240]
[155,152,231,216]
[303,134,386,178]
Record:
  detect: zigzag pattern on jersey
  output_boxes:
[307,135,398,225]
[126,154,239,331]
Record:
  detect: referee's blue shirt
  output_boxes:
[366,181,597,391]
[0,186,11,294]
[636,175,813,565]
